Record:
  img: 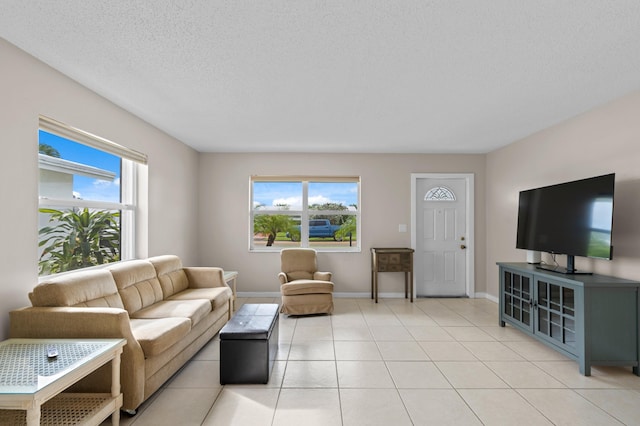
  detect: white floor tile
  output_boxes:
[399,389,482,425]
[386,361,451,388]
[484,361,566,388]
[103,298,640,426]
[336,360,395,388]
[459,389,553,425]
[334,341,382,360]
[166,360,221,389]
[282,360,338,388]
[128,387,221,426]
[442,326,495,341]
[369,325,414,341]
[576,389,640,425]
[461,341,525,361]
[340,388,413,426]
[288,340,335,360]
[418,341,477,361]
[273,388,342,426]
[435,361,509,388]
[202,387,279,426]
[517,388,623,425]
[376,341,429,361]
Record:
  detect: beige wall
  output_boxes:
[198,153,486,297]
[0,39,200,338]
[4,34,639,339]
[486,90,640,297]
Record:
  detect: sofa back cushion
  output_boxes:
[109,260,164,315]
[148,255,189,298]
[30,269,124,308]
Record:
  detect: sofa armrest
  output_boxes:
[183,267,226,288]
[278,272,288,285]
[9,306,145,411]
[10,306,134,339]
[314,271,332,281]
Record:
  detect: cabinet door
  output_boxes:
[534,278,577,355]
[501,269,534,331]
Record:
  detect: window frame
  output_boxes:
[37,115,147,275]
[250,176,361,252]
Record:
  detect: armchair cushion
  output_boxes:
[281,280,334,296]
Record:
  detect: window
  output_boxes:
[37,115,147,275]
[250,176,360,252]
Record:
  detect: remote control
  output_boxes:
[47,346,58,359]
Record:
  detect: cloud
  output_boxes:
[93,177,120,189]
[272,196,302,207]
[308,195,332,205]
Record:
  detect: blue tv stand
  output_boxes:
[498,262,640,376]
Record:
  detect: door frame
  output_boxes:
[411,173,475,297]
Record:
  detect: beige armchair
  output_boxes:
[278,248,334,315]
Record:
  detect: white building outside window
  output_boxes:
[38,115,147,275]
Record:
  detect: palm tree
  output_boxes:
[39,143,61,158]
[38,208,120,275]
[253,214,295,246]
[335,216,356,241]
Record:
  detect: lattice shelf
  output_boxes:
[0,393,119,426]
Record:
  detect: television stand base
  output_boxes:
[535,265,592,275]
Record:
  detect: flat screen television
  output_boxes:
[516,173,615,274]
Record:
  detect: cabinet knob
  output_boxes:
[460,245,467,250]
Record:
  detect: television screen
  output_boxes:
[516,173,615,261]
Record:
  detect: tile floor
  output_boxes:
[108,297,640,425]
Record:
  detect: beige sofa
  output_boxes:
[9,255,232,413]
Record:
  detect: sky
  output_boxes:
[39,131,358,210]
[39,130,121,202]
[254,181,358,210]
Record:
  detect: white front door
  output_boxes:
[414,176,470,297]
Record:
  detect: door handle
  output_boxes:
[460,245,467,249]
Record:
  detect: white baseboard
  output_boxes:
[475,292,499,303]
[238,291,499,303]
[237,292,281,298]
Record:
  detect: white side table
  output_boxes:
[0,338,126,426]
[224,271,238,311]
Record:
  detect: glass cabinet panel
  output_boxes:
[503,270,532,329]
[550,284,561,311]
[537,281,548,307]
[563,287,575,315]
[534,278,577,351]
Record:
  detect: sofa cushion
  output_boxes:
[148,255,190,298]
[130,299,211,326]
[109,260,164,315]
[130,317,191,357]
[168,287,232,311]
[29,269,124,309]
[281,280,334,296]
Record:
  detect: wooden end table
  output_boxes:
[371,247,415,303]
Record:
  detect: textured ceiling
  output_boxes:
[2,1,640,153]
